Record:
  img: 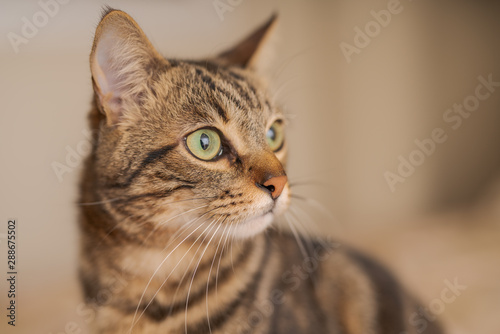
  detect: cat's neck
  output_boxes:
[94,226,266,320]
[119,232,254,283]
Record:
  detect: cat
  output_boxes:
[79,8,443,334]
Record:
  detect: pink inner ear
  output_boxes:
[91,30,125,123]
[93,31,120,98]
[90,11,166,125]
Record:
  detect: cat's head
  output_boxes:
[87,9,289,241]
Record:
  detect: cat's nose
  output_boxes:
[260,175,287,200]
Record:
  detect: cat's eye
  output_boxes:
[266,121,284,152]
[185,128,222,161]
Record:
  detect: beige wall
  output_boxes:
[1,0,499,333]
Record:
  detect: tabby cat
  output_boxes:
[79,8,443,334]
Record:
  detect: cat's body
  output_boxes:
[79,9,443,334]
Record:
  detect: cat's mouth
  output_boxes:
[234,192,289,238]
[214,184,289,239]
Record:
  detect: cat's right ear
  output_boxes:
[217,14,278,73]
[90,8,165,126]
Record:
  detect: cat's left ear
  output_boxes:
[90,8,166,126]
[217,14,278,72]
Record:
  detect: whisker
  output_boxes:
[127,211,217,333]
[290,195,344,236]
[287,204,335,250]
[78,197,122,206]
[184,219,223,334]
[95,211,143,246]
[205,218,229,333]
[270,45,319,82]
[288,180,329,188]
[78,194,217,206]
[167,219,217,317]
[215,220,234,304]
[287,208,328,254]
[229,226,236,273]
[271,74,303,102]
[284,210,306,236]
[284,212,309,260]
[88,197,214,247]
[139,203,215,248]
[287,205,318,237]
[287,169,337,185]
[158,204,211,227]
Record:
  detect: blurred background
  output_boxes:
[1,0,499,333]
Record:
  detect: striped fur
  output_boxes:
[79,8,443,334]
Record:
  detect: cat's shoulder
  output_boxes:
[267,230,394,279]
[269,233,398,303]
[267,231,443,333]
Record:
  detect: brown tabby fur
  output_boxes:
[79,8,443,334]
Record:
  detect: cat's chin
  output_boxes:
[231,213,275,239]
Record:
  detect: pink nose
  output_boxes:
[262,175,288,199]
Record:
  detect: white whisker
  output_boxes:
[127,211,217,334]
[284,212,309,260]
[215,220,234,304]
[159,204,210,227]
[205,218,229,333]
[184,218,222,334]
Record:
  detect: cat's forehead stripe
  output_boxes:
[191,61,262,109]
[193,68,245,115]
[188,61,263,104]
[169,62,272,130]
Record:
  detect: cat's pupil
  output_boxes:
[267,128,276,142]
[200,133,210,150]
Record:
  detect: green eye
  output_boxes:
[266,121,284,152]
[185,128,222,161]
